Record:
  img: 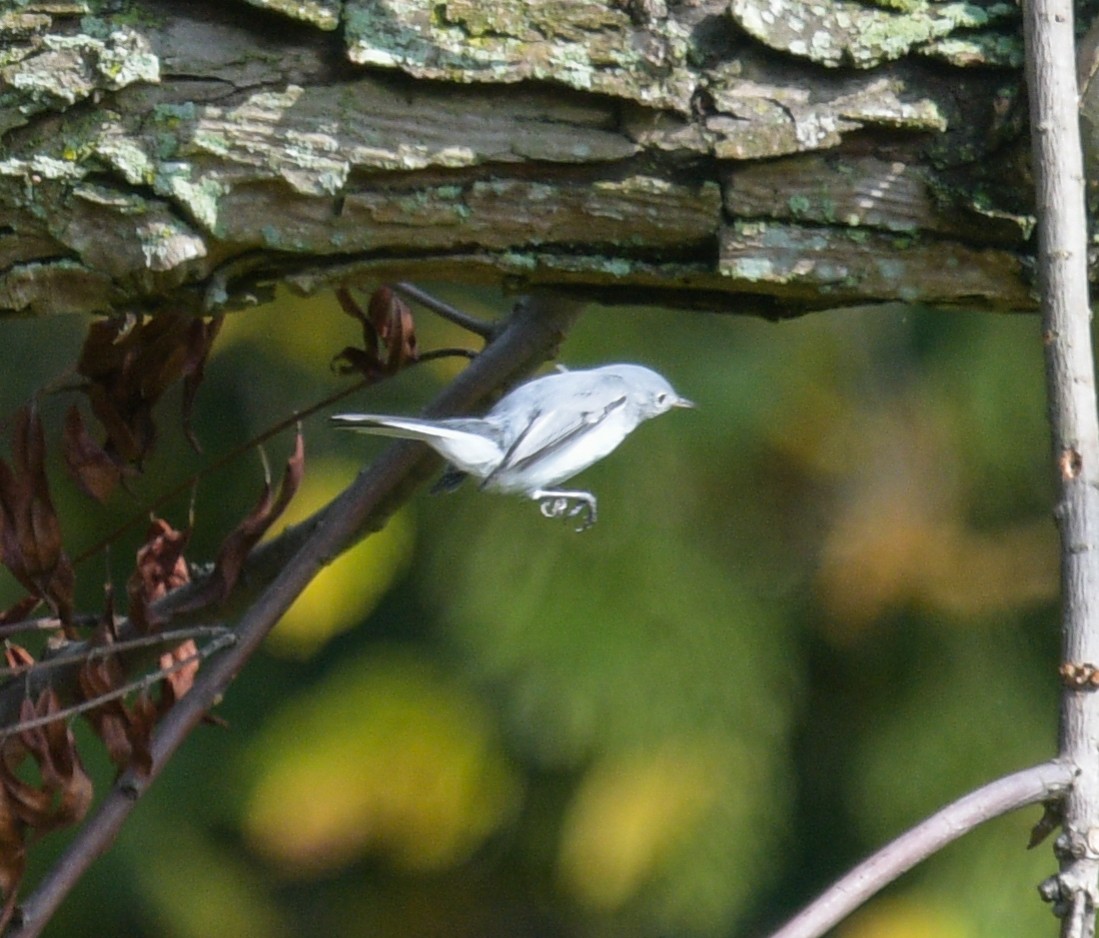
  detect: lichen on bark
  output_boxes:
[0,0,1047,318]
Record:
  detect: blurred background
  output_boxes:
[0,288,1061,937]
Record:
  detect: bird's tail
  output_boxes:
[331,413,449,442]
[331,414,500,476]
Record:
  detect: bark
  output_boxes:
[0,0,1043,319]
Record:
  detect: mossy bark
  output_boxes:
[0,0,1058,318]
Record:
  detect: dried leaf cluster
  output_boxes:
[0,311,306,915]
[332,286,419,378]
[0,284,432,923]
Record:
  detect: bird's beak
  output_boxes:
[673,397,695,409]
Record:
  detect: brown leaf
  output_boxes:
[76,646,154,777]
[3,644,33,673]
[0,691,92,834]
[61,405,125,503]
[369,285,418,370]
[123,692,156,778]
[333,287,383,379]
[0,406,75,628]
[332,286,418,379]
[76,313,222,465]
[0,596,40,627]
[175,429,304,613]
[126,517,192,633]
[0,786,26,904]
[158,639,199,713]
[331,346,382,379]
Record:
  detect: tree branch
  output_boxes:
[2,293,585,938]
[0,1,1041,318]
[1023,0,1099,933]
[765,761,1077,938]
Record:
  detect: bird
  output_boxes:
[331,363,693,530]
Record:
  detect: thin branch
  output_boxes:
[1023,0,1099,933]
[417,347,478,362]
[394,282,496,338]
[69,342,476,567]
[69,376,369,566]
[765,761,1077,938]
[0,632,235,740]
[3,293,584,938]
[0,616,94,639]
[0,626,232,677]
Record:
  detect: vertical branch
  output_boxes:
[1024,0,1099,934]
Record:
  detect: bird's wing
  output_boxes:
[486,395,628,481]
[331,414,502,474]
[430,465,469,493]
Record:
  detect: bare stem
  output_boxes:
[0,632,234,740]
[765,762,1077,938]
[2,293,584,938]
[1023,0,1099,933]
[0,626,232,677]
[394,282,496,338]
[70,341,476,568]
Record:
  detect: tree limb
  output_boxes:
[765,761,1076,938]
[0,0,1039,318]
[1023,0,1099,932]
[1,292,584,938]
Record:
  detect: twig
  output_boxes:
[0,616,96,639]
[0,632,235,740]
[1023,0,1099,933]
[765,761,1077,938]
[0,627,232,677]
[69,377,369,566]
[70,344,475,567]
[394,282,496,338]
[3,293,584,938]
[417,347,477,363]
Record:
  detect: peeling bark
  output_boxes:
[0,0,1046,317]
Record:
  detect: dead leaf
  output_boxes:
[0,787,25,903]
[76,313,222,465]
[174,429,304,613]
[0,405,75,629]
[332,286,418,379]
[2,645,33,674]
[61,405,125,503]
[126,517,192,633]
[76,645,154,777]
[0,688,96,906]
[0,596,40,627]
[132,518,192,603]
[370,286,418,366]
[0,692,92,834]
[158,639,199,713]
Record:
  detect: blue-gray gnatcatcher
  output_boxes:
[332,363,693,530]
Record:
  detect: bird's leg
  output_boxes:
[532,489,597,531]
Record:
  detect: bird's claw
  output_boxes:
[538,495,596,532]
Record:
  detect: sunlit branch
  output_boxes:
[1022,0,1099,933]
[765,761,1077,938]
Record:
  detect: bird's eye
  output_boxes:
[656,392,668,405]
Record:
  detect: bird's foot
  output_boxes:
[535,490,597,532]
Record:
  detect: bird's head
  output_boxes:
[617,364,694,416]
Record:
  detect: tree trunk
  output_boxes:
[0,0,1043,318]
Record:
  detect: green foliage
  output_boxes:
[0,293,1058,937]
